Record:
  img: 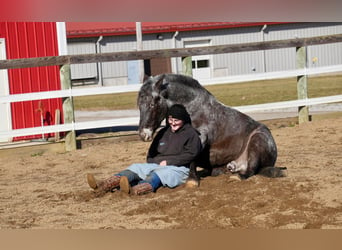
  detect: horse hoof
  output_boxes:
[185,179,199,188]
[279,167,288,177]
[227,161,238,172]
[229,174,242,182]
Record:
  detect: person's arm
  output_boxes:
[146,127,167,164]
[163,133,202,166]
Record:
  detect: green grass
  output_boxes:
[207,75,342,106]
[74,92,138,111]
[73,75,342,110]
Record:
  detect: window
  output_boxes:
[192,59,210,69]
[197,60,210,68]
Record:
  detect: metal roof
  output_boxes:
[66,22,281,38]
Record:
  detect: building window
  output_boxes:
[197,59,210,68]
[192,59,210,69]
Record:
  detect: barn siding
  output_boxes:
[263,23,342,71]
[68,41,97,80]
[0,22,63,141]
[67,23,342,85]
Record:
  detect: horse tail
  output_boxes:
[258,166,288,178]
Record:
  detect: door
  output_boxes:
[184,40,212,80]
[127,60,140,84]
[150,57,172,76]
[0,38,12,142]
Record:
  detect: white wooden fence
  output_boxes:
[1,64,341,139]
[1,34,342,148]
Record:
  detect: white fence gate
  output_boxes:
[0,39,12,142]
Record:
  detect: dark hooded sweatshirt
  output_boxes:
[146,123,202,167]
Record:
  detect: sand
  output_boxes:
[0,117,341,229]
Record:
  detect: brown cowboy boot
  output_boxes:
[131,182,153,195]
[119,176,131,194]
[87,174,121,192]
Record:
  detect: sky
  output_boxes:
[1,0,342,22]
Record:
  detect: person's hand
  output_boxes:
[159,160,167,166]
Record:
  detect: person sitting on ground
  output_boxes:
[87,104,202,195]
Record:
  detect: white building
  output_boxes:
[66,22,342,86]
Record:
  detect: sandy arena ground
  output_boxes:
[0,116,341,229]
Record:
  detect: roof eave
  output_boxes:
[66,22,287,39]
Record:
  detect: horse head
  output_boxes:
[137,75,169,141]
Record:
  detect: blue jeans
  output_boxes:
[117,169,162,192]
[127,163,189,188]
[141,172,162,192]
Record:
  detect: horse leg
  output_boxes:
[227,126,281,179]
[185,146,213,187]
[248,129,287,178]
[226,144,263,179]
[185,161,200,188]
[226,128,261,177]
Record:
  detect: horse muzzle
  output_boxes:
[139,128,153,142]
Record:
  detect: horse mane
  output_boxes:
[163,74,215,103]
[139,74,218,113]
[166,74,211,92]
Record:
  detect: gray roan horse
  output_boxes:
[137,74,287,187]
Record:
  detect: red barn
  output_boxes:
[0,22,66,142]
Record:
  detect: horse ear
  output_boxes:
[153,76,169,98]
[143,74,150,83]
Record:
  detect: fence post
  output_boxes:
[182,56,193,76]
[296,46,310,123]
[60,64,77,151]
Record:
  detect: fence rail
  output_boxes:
[1,64,342,104]
[1,94,341,139]
[1,34,342,149]
[1,34,342,70]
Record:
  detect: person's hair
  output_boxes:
[167,104,191,124]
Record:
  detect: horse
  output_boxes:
[137,73,287,187]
